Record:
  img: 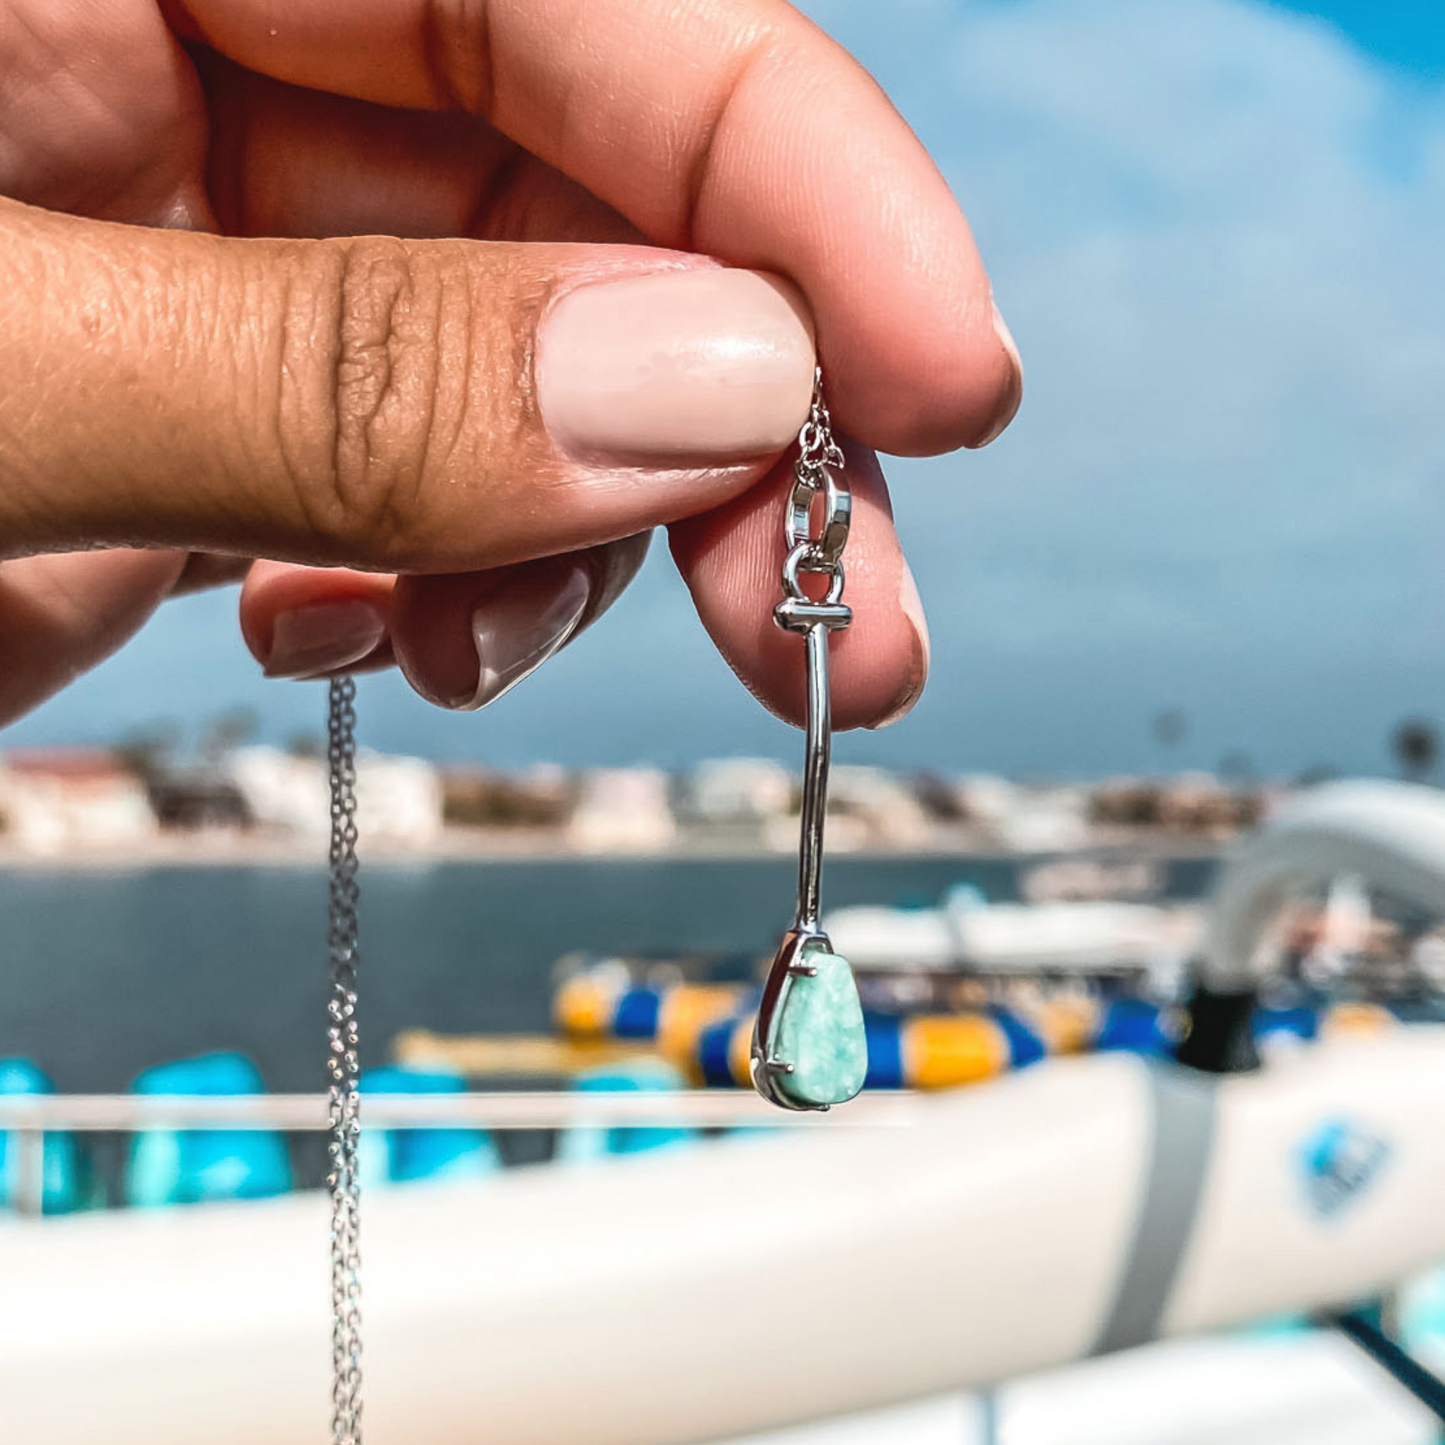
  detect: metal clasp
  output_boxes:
[782,369,850,580]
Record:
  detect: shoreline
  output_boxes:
[0,827,1226,871]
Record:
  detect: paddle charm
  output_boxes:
[751,373,869,1111]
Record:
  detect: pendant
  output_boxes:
[751,373,868,1112]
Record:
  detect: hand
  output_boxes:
[0,0,1021,728]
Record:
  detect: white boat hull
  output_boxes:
[4,1030,1445,1444]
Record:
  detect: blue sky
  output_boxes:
[5,0,1445,779]
[1266,2,1445,80]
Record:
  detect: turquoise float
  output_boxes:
[556,1060,696,1163]
[358,1065,501,1186]
[0,1058,90,1214]
[126,1052,291,1207]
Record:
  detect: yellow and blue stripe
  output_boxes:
[557,973,1416,1093]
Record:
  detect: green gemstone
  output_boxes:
[766,946,868,1108]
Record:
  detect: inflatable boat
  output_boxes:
[3,781,1445,1444]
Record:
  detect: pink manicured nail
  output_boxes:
[993,300,1022,379]
[537,269,816,465]
[265,600,386,679]
[869,561,931,729]
[973,300,1024,448]
[462,562,592,711]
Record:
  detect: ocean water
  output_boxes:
[0,854,1216,1094]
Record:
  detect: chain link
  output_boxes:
[326,675,363,1445]
[782,367,850,600]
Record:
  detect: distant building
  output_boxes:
[957,775,1092,851]
[356,752,443,847]
[829,766,935,848]
[567,769,677,853]
[0,748,158,854]
[225,746,329,837]
[909,769,969,823]
[146,768,252,831]
[1156,772,1261,836]
[1088,776,1163,829]
[675,758,792,841]
[441,764,574,829]
[226,746,442,845]
[1090,773,1261,837]
[955,775,1017,833]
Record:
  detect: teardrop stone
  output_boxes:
[766,947,868,1108]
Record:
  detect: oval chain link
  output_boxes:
[781,367,850,600]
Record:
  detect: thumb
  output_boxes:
[0,199,815,570]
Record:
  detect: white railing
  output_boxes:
[0,1090,919,1130]
[0,1091,921,1215]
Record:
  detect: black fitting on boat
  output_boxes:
[1327,1306,1445,1424]
[1174,976,1260,1074]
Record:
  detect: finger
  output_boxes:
[0,199,815,569]
[0,548,187,725]
[171,552,253,594]
[669,441,927,732]
[171,0,1022,454]
[198,55,643,245]
[238,536,648,705]
[390,534,650,708]
[238,562,395,679]
[0,0,215,230]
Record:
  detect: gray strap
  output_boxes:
[1092,1062,1219,1355]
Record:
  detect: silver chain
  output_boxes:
[326,675,363,1445]
[781,368,850,604]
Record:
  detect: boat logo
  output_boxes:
[1298,1118,1391,1220]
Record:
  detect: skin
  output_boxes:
[0,0,1021,730]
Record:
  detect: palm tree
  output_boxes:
[1151,708,1187,777]
[1153,709,1187,747]
[1392,718,1440,784]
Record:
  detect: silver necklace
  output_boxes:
[326,675,363,1445]
[751,372,870,1111]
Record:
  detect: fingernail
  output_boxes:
[869,562,931,729]
[537,268,816,465]
[265,600,386,679]
[463,562,592,711]
[972,300,1024,449]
